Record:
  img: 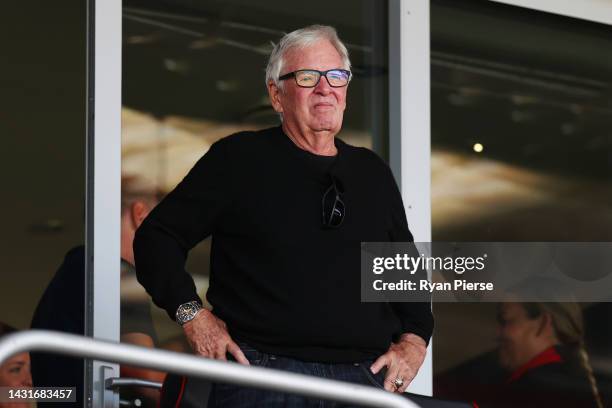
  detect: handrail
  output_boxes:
[105,377,163,390]
[0,330,420,408]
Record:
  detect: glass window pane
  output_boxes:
[0,0,87,404]
[431,1,612,407]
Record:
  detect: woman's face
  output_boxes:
[497,303,543,371]
[0,352,32,408]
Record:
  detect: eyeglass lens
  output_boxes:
[296,70,350,87]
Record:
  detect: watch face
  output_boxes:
[177,301,201,325]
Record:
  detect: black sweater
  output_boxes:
[133,126,433,362]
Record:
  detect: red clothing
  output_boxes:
[507,346,562,384]
[476,345,598,408]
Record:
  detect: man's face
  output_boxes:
[497,303,543,371]
[270,40,348,135]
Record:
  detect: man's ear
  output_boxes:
[267,80,284,113]
[131,201,149,229]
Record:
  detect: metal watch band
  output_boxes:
[175,300,203,326]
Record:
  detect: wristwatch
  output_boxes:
[175,301,203,326]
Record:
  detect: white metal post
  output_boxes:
[90,0,122,406]
[388,0,433,396]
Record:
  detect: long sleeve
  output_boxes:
[386,167,435,345]
[133,140,233,320]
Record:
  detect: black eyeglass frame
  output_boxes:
[279,69,352,88]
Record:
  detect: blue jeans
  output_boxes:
[208,341,388,407]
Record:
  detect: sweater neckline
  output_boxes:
[275,125,344,157]
[273,125,345,178]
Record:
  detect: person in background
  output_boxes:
[476,302,604,408]
[0,323,32,408]
[30,182,165,407]
[118,187,168,404]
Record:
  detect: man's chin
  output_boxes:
[309,117,342,133]
[312,125,339,134]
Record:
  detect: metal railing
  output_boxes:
[0,330,420,408]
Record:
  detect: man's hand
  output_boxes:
[370,333,427,393]
[182,309,250,365]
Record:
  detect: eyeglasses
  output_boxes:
[279,69,352,88]
[322,176,345,228]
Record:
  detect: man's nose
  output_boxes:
[314,74,332,94]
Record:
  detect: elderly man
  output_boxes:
[134,25,433,407]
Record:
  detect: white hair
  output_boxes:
[265,25,351,89]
